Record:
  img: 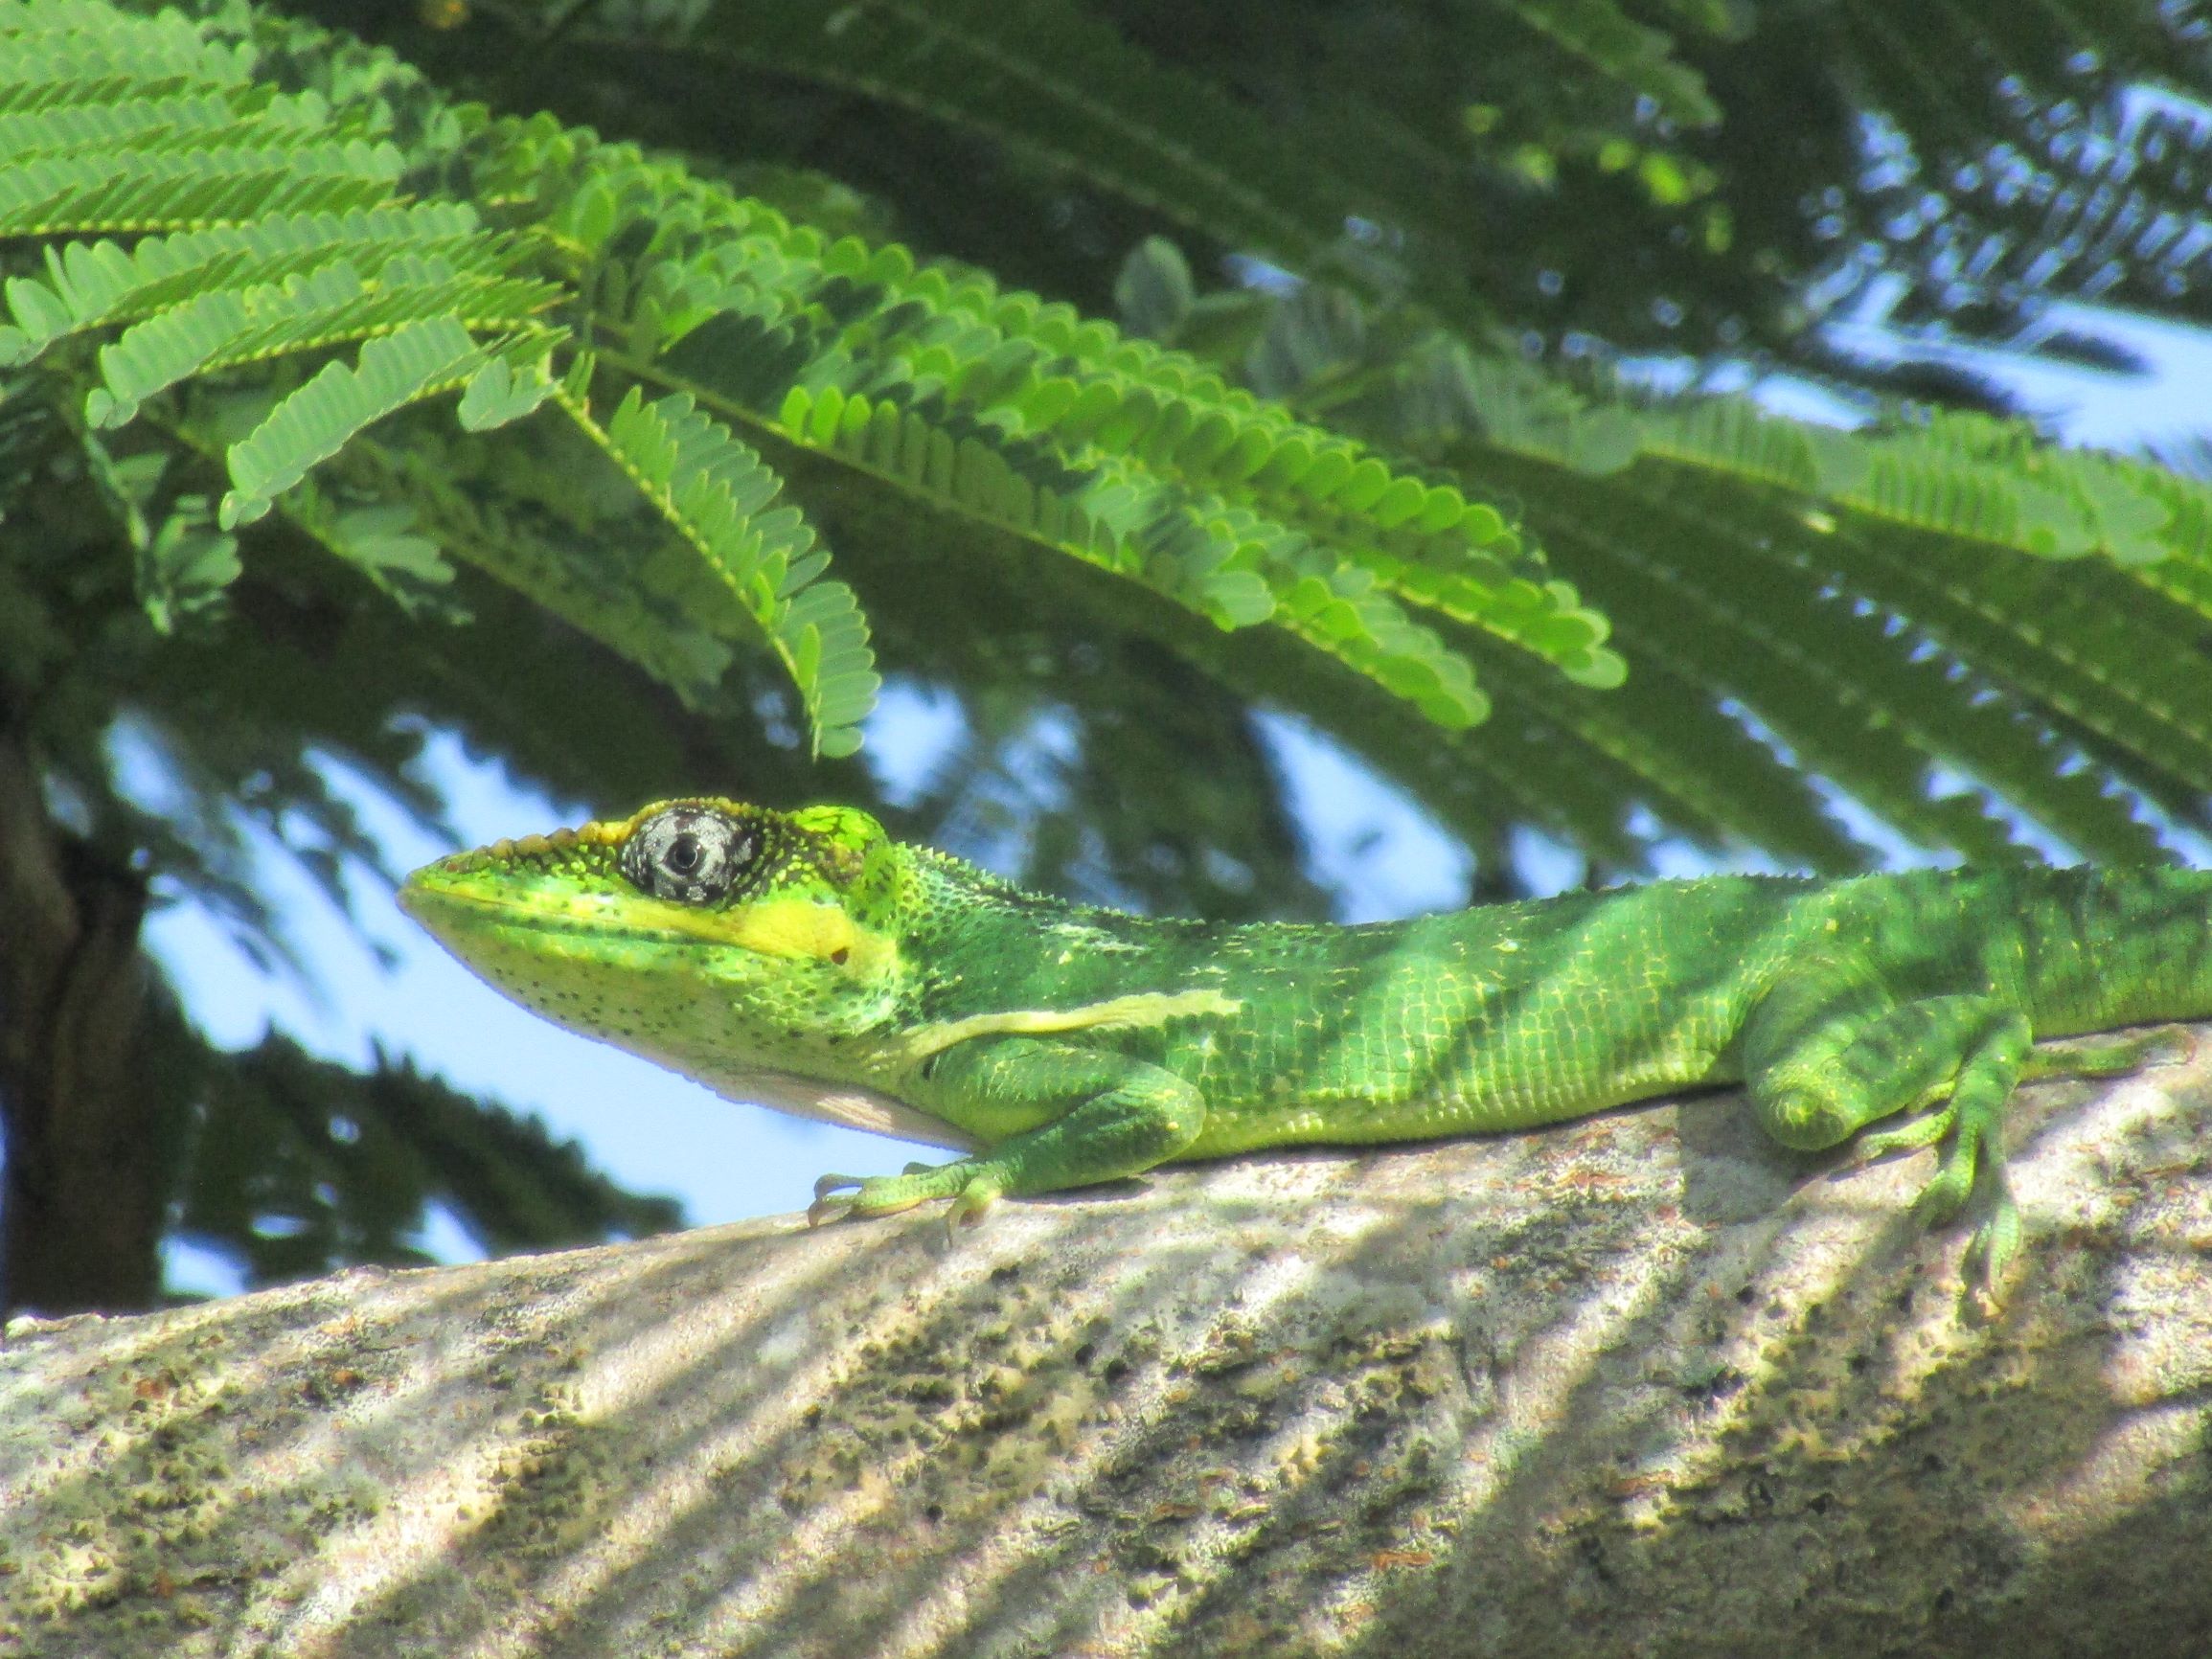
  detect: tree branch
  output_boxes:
[3,1048,2208,1656]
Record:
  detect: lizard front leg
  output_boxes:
[809,1037,1206,1228]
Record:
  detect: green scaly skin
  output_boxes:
[399,797,2212,1281]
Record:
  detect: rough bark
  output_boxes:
[2,1042,2208,1659]
[0,717,162,1316]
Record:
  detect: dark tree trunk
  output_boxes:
[0,715,163,1316]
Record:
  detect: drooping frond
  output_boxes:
[1498,0,1722,129]
[580,0,1745,337]
[1816,0,2212,342]
[582,386,877,758]
[597,0,1367,274]
[1639,401,2185,567]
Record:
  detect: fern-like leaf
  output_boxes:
[0,139,402,238]
[587,387,878,756]
[0,202,487,366]
[88,257,559,428]
[476,117,1622,724]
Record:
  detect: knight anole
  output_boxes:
[400,797,2211,1283]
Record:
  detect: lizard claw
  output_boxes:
[937,1183,998,1244]
[807,1174,864,1228]
[1962,1177,2022,1290]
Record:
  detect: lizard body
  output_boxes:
[400,798,2212,1277]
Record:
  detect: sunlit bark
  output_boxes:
[3,1054,2207,1657]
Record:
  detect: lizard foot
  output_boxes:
[1856,1097,2020,1290]
[807,1172,912,1227]
[806,1163,1005,1233]
[1851,1093,1989,1227]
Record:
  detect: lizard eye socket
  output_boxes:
[618,807,758,905]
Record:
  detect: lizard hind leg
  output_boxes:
[1743,978,2034,1284]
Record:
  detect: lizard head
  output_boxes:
[399,798,905,1065]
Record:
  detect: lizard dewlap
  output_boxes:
[401,796,2212,1278]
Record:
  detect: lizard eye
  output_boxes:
[619,807,758,905]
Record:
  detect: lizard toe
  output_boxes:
[806,1173,868,1227]
[1910,1153,1977,1227]
[1964,1181,2023,1290]
[945,1177,1004,1234]
[1858,1103,1954,1163]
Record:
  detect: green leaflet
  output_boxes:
[1393,344,2205,579]
[0,0,256,101]
[87,260,560,428]
[589,387,878,758]
[221,316,484,527]
[0,140,401,238]
[1641,401,2189,568]
[0,88,320,162]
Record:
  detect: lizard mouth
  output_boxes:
[399,863,878,967]
[397,869,705,946]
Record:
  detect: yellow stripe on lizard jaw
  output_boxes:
[688,896,897,972]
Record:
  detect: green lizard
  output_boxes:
[399,796,2209,1280]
